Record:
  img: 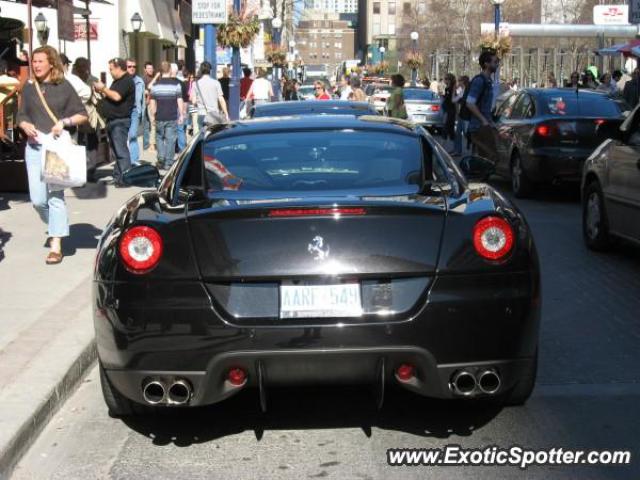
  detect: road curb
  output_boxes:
[0,339,97,480]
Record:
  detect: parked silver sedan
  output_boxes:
[582,104,640,251]
[402,88,444,132]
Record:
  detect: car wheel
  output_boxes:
[500,349,538,407]
[582,180,611,251]
[511,152,534,198]
[99,363,152,417]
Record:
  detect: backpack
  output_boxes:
[459,74,489,121]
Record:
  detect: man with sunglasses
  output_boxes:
[126,59,145,165]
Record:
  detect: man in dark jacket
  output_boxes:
[93,58,135,186]
[623,68,640,108]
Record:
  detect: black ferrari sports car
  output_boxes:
[94,115,540,416]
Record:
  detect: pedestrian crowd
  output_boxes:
[13,45,639,265]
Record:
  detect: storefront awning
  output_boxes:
[120,0,161,37]
[144,0,187,47]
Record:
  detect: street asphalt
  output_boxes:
[6,161,640,479]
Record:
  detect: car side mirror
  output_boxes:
[459,155,495,182]
[122,164,161,188]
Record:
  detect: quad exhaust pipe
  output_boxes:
[167,379,192,405]
[450,370,477,396]
[450,369,501,396]
[142,378,193,405]
[477,369,501,395]
[142,380,166,404]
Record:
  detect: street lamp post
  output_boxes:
[130,12,143,63]
[272,17,283,101]
[34,12,48,45]
[289,40,296,78]
[490,0,505,107]
[379,46,386,74]
[410,31,419,86]
[229,0,242,120]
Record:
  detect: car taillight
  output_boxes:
[430,105,440,112]
[268,207,367,217]
[594,119,606,126]
[535,124,551,137]
[119,226,163,273]
[472,216,514,261]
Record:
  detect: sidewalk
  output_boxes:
[0,149,157,479]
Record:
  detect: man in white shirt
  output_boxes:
[59,54,91,103]
[191,61,229,129]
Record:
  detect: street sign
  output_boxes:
[594,5,629,25]
[631,0,640,24]
[74,21,98,40]
[192,0,228,24]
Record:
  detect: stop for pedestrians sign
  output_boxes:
[192,0,227,24]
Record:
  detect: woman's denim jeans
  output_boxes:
[24,142,69,238]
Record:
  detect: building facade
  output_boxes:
[296,14,356,73]
[304,0,359,14]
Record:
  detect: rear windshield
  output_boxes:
[403,89,439,101]
[202,131,422,192]
[541,93,622,117]
[253,105,372,118]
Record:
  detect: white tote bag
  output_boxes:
[40,131,87,189]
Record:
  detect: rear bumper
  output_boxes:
[95,270,540,406]
[104,349,535,406]
[523,148,590,183]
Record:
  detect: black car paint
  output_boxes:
[94,116,540,407]
[493,88,625,184]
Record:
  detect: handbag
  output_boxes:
[33,80,87,188]
[195,80,227,125]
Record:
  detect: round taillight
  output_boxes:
[119,226,163,273]
[472,216,514,260]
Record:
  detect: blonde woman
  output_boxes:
[17,46,88,264]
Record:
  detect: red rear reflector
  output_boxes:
[227,368,247,386]
[536,124,551,137]
[594,119,606,126]
[430,105,440,112]
[472,216,514,261]
[119,226,163,274]
[268,208,367,217]
[396,364,415,382]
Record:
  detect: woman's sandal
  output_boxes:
[46,251,63,264]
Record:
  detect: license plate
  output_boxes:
[412,114,426,121]
[280,283,363,318]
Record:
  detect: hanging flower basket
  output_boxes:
[370,61,388,75]
[478,34,512,59]
[405,52,424,70]
[217,6,261,49]
[265,45,288,67]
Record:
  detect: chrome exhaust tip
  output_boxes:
[167,379,192,405]
[477,369,501,395]
[450,370,477,396]
[142,380,166,404]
